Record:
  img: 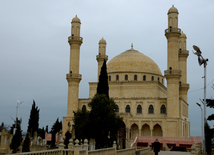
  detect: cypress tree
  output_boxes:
[50,118,62,147]
[10,119,22,153]
[27,100,40,137]
[97,60,109,99]
[88,94,123,148]
[205,121,212,155]
[22,132,30,152]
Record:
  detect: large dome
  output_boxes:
[107,47,162,75]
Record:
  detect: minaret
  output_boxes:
[179,32,189,102]
[96,38,108,81]
[164,5,181,118]
[63,15,83,134]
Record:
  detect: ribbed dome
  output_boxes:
[72,15,81,23]
[99,37,106,44]
[168,5,179,14]
[180,31,187,38]
[107,48,162,75]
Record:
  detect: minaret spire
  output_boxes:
[63,15,83,134]
[96,37,108,81]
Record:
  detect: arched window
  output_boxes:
[109,75,111,81]
[115,105,119,113]
[160,105,166,114]
[162,79,163,84]
[134,75,137,81]
[137,105,142,113]
[143,75,146,81]
[125,75,128,81]
[148,105,154,114]
[125,105,130,113]
[151,76,154,81]
[82,105,86,111]
[158,77,160,81]
[116,75,119,81]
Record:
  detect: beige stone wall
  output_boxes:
[89,81,166,99]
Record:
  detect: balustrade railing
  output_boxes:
[68,36,83,42]
[164,69,181,76]
[179,50,189,55]
[165,28,181,34]
[179,83,189,88]
[96,55,108,60]
[66,73,82,79]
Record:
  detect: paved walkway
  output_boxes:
[159,151,191,155]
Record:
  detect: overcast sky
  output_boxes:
[1,0,214,137]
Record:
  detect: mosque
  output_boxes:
[62,5,190,147]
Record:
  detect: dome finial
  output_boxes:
[131,43,133,49]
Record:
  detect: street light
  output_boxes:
[193,45,208,155]
[14,100,24,134]
[196,102,203,153]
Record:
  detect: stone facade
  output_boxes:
[63,5,190,147]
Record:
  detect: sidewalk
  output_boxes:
[159,151,191,155]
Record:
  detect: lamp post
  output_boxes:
[196,102,203,153]
[14,100,24,135]
[193,45,208,155]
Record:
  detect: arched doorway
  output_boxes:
[153,124,162,136]
[131,124,139,139]
[141,124,150,136]
[118,122,126,149]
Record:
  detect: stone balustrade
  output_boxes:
[164,69,181,76]
[68,36,83,42]
[165,28,181,34]
[179,50,189,55]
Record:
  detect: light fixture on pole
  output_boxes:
[14,100,24,135]
[196,102,203,152]
[193,45,208,155]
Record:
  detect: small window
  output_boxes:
[137,105,142,113]
[115,105,119,113]
[109,75,111,81]
[116,75,119,81]
[82,105,86,111]
[143,75,146,81]
[148,105,154,114]
[151,76,154,81]
[134,75,137,81]
[161,105,166,114]
[158,77,160,81]
[125,75,128,81]
[125,105,130,113]
[162,79,163,84]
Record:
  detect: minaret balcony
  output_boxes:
[179,50,189,56]
[165,28,181,35]
[179,83,189,88]
[68,36,83,44]
[66,73,82,80]
[164,69,181,78]
[179,83,190,91]
[96,55,108,61]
